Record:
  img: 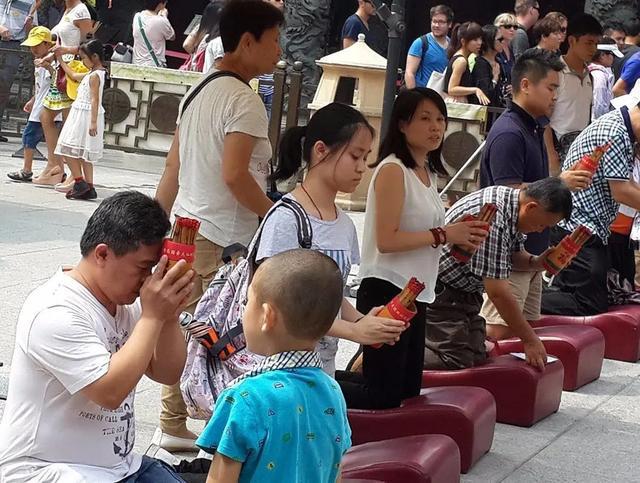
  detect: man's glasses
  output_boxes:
[432,19,449,25]
[501,24,518,29]
[560,27,567,33]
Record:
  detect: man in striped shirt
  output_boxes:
[424,178,572,371]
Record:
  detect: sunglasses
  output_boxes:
[496,37,505,42]
[560,27,567,33]
[501,24,518,29]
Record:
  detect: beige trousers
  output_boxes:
[160,235,224,435]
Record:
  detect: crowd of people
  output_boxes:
[1,0,640,482]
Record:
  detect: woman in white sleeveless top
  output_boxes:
[338,88,488,409]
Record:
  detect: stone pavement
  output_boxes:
[1,139,639,481]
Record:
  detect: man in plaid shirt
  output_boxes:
[424,178,572,371]
[542,85,640,316]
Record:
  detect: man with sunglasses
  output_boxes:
[513,0,540,59]
[404,4,454,89]
[342,0,376,50]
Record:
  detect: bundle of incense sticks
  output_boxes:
[572,141,612,175]
[450,203,498,263]
[542,225,592,275]
[372,277,425,349]
[162,217,201,273]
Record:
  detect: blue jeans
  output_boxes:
[118,456,186,483]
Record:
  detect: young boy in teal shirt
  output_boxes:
[197,249,352,483]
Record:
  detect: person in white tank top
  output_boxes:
[337,88,488,410]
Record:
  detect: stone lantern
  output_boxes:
[308,33,386,211]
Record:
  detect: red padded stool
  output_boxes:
[534,306,640,362]
[342,434,461,483]
[348,387,495,473]
[494,325,605,390]
[422,355,564,427]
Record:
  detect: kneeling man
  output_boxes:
[424,178,572,371]
[0,191,194,482]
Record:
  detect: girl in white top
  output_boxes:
[132,0,176,68]
[340,88,488,409]
[34,0,93,187]
[182,2,223,72]
[256,103,406,376]
[54,40,107,201]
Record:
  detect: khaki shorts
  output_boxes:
[481,271,542,326]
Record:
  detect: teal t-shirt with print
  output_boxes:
[196,367,352,482]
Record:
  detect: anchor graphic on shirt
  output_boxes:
[113,403,134,457]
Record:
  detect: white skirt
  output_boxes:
[55,105,105,163]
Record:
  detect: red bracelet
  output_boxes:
[429,227,447,248]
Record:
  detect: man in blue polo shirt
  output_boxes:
[479,49,593,339]
[404,5,453,89]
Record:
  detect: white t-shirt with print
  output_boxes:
[255,193,361,375]
[30,66,61,123]
[51,3,90,48]
[132,11,175,68]
[0,270,143,482]
[175,69,271,248]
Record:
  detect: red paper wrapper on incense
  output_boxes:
[572,142,612,175]
[372,277,426,349]
[449,203,498,263]
[542,225,592,275]
[162,217,200,275]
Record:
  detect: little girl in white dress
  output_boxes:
[55,39,107,200]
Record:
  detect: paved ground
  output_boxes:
[1,139,639,481]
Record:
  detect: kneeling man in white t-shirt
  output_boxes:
[0,191,194,483]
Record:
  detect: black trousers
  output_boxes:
[423,283,485,370]
[608,231,636,288]
[541,227,609,316]
[336,277,426,410]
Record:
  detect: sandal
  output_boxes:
[33,167,64,186]
[7,170,33,182]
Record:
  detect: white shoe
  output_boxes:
[151,427,198,452]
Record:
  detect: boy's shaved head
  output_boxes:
[252,249,343,340]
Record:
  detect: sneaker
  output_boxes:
[66,180,92,200]
[151,427,198,452]
[7,170,33,182]
[86,186,97,200]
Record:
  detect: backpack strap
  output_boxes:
[247,197,313,262]
[420,34,430,58]
[180,70,249,120]
[137,14,161,68]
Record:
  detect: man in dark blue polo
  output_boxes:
[479,48,592,340]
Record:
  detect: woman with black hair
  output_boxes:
[33,0,95,187]
[472,24,508,107]
[182,1,224,72]
[444,21,490,105]
[337,88,488,410]
[257,102,407,375]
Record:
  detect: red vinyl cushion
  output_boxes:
[494,325,605,390]
[422,355,564,427]
[343,434,461,483]
[534,306,640,362]
[348,387,495,473]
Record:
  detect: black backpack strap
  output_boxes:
[277,197,313,249]
[420,34,430,58]
[180,70,249,119]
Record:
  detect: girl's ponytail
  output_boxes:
[272,125,307,182]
